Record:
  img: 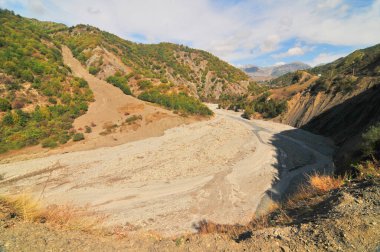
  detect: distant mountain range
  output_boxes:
[241,62,311,80]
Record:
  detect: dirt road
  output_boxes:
[0,103,334,235]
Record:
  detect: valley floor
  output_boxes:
[0,105,334,235]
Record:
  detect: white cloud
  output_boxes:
[307,53,346,66]
[317,0,343,9]
[274,62,286,66]
[1,0,379,63]
[27,0,45,14]
[260,35,281,53]
[273,46,305,58]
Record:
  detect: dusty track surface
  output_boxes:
[0,103,334,235]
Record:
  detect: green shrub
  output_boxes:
[125,114,142,124]
[241,106,254,119]
[85,125,92,133]
[137,80,153,90]
[89,66,100,75]
[72,133,85,141]
[41,138,58,148]
[2,112,14,125]
[0,98,11,112]
[78,78,88,88]
[58,134,71,144]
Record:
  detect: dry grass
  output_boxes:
[0,194,108,235]
[286,173,344,209]
[40,204,107,233]
[0,194,41,221]
[309,174,344,192]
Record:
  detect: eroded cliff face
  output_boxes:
[278,77,379,138]
[276,77,380,173]
[278,86,364,128]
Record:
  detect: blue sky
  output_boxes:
[1,0,379,67]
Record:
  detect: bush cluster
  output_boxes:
[243,92,287,119]
[138,88,213,116]
[106,75,132,95]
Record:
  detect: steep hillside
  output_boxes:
[278,44,380,128]
[272,44,380,172]
[0,10,252,154]
[53,25,249,101]
[0,9,93,153]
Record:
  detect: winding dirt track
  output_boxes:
[0,48,335,235]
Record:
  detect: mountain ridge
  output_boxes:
[241,62,311,80]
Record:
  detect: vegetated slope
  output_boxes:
[0,9,232,154]
[53,25,249,102]
[0,9,93,153]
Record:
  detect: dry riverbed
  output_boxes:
[0,105,335,235]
